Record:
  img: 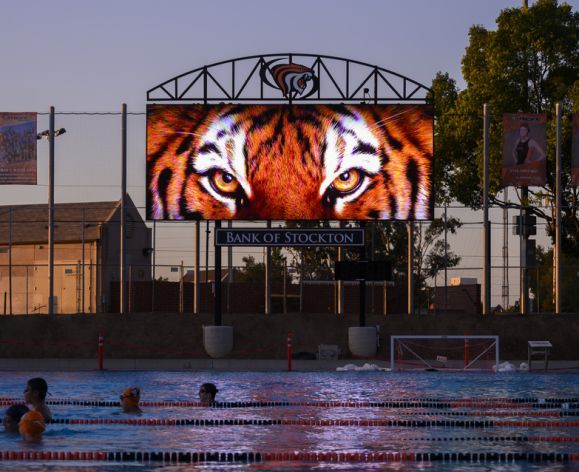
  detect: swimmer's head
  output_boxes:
[120,387,141,412]
[3,404,29,433]
[199,383,218,403]
[24,378,48,404]
[19,410,45,441]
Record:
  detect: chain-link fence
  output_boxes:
[0,112,576,316]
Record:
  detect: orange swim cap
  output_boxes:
[120,387,140,407]
[19,411,46,438]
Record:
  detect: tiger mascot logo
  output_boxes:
[260,60,319,98]
[147,104,433,221]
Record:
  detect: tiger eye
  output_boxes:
[212,170,239,194]
[332,170,360,193]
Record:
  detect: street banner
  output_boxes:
[501,113,546,187]
[0,112,37,185]
[572,115,579,187]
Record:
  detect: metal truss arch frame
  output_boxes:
[146,53,431,103]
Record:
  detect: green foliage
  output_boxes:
[285,221,338,281]
[236,247,287,283]
[431,0,579,253]
[529,245,579,313]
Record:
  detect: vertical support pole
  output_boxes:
[390,337,395,371]
[555,102,562,316]
[8,207,12,315]
[194,221,200,315]
[48,106,55,317]
[520,187,529,314]
[287,333,292,372]
[407,222,414,316]
[97,330,104,371]
[359,221,366,327]
[337,245,344,315]
[128,265,133,313]
[483,103,491,316]
[283,259,287,315]
[214,220,222,326]
[120,103,127,315]
[227,220,233,313]
[444,203,448,313]
[25,265,28,315]
[299,254,303,313]
[76,261,81,313]
[265,221,272,315]
[205,221,210,283]
[383,281,387,316]
[81,208,85,314]
[151,220,156,312]
[179,260,184,314]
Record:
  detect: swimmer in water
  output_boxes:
[24,378,52,421]
[3,404,29,433]
[198,383,218,404]
[120,387,142,414]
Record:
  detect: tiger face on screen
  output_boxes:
[147,104,433,220]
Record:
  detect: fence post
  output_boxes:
[179,260,184,314]
[287,333,293,372]
[283,260,287,315]
[98,331,104,371]
[128,265,133,313]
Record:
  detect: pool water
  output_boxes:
[0,371,578,470]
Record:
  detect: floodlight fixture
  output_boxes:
[37,128,66,140]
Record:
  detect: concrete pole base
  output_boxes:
[348,326,378,357]
[203,325,233,358]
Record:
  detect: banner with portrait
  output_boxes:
[501,113,546,187]
[0,112,37,185]
[572,114,579,187]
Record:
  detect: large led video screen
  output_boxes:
[147,104,433,221]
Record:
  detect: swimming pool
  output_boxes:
[1,371,578,470]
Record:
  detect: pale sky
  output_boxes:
[0,0,554,306]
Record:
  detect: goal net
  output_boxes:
[390,335,499,371]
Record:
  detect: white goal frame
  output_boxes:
[390,335,500,372]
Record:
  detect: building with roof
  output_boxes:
[0,196,151,314]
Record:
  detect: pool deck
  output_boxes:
[1,358,578,372]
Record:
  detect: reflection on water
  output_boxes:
[0,371,577,470]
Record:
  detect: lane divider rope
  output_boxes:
[1,396,576,403]
[0,399,576,409]
[37,411,579,419]
[45,418,579,428]
[0,450,576,463]
[400,436,579,442]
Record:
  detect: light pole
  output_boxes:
[37,109,66,317]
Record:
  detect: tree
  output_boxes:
[529,245,579,313]
[235,247,287,283]
[429,0,579,254]
[282,218,462,310]
[285,220,338,281]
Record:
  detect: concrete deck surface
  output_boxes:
[0,359,577,372]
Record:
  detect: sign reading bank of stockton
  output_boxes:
[216,228,364,247]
